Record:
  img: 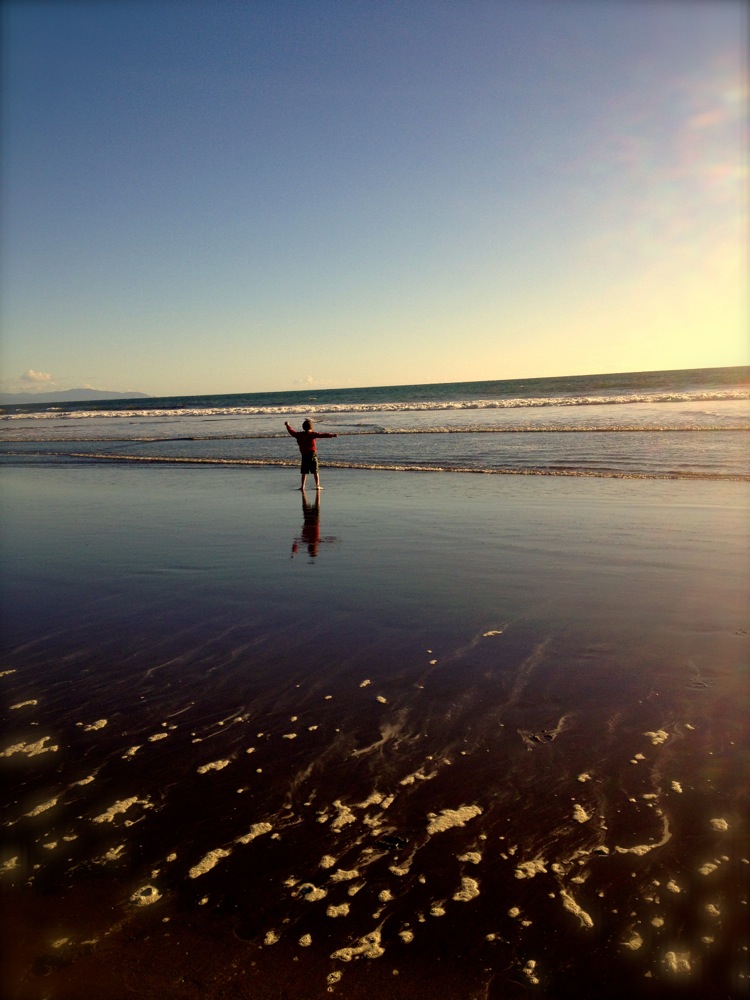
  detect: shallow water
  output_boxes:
[1,466,748,999]
[3,392,750,481]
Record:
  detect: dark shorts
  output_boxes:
[300,451,319,475]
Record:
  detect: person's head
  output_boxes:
[302,419,313,431]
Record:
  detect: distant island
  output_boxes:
[0,388,151,405]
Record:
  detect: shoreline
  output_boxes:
[3,450,750,482]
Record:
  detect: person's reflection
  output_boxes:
[291,491,336,560]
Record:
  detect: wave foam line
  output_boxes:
[62,452,750,481]
[2,389,748,420]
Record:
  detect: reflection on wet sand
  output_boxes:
[291,492,338,560]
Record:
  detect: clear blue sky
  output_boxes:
[1,0,747,397]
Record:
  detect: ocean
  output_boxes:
[2,365,749,480]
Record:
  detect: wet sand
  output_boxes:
[1,465,748,999]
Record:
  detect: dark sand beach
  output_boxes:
[1,464,748,999]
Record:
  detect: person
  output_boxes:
[284,418,338,491]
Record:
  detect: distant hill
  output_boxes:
[0,388,151,405]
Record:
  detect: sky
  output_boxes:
[1,0,747,397]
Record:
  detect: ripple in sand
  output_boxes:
[297,883,327,902]
[25,796,59,818]
[130,885,161,906]
[457,851,482,864]
[101,845,126,863]
[614,811,671,857]
[559,888,594,928]
[77,719,107,731]
[426,804,482,834]
[331,927,385,962]
[357,791,391,809]
[328,800,357,832]
[197,759,230,774]
[453,877,480,902]
[1,736,58,758]
[189,848,232,878]
[573,803,591,823]
[236,822,272,844]
[92,797,151,824]
[699,861,720,875]
[664,951,692,974]
[522,960,540,986]
[622,931,643,951]
[401,767,437,786]
[330,868,360,882]
[515,859,547,879]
